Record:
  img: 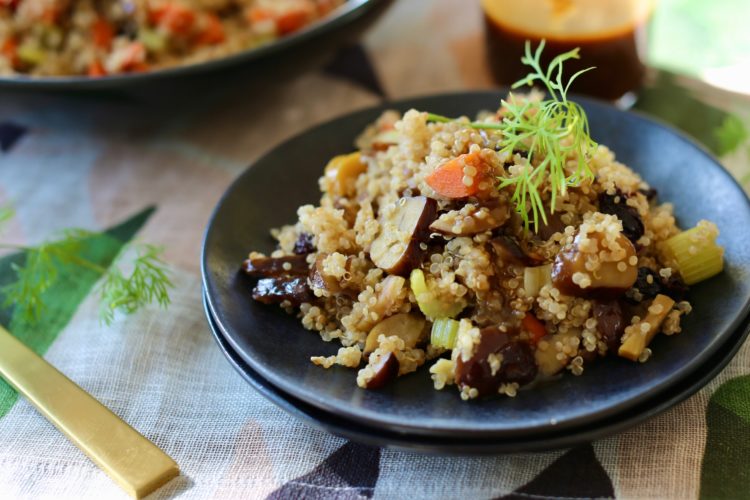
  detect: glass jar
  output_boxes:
[482,0,656,100]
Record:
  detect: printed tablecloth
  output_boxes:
[1,1,750,498]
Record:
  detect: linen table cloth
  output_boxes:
[1,1,750,498]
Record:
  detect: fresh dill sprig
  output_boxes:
[98,244,173,326]
[500,40,597,230]
[0,220,173,326]
[427,40,599,231]
[2,229,94,321]
[425,113,505,130]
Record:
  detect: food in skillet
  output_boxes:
[242,42,724,399]
[0,0,344,77]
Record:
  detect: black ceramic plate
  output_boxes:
[202,91,750,438]
[204,289,750,454]
[0,0,383,90]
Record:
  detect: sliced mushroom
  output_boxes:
[551,232,638,298]
[364,313,427,356]
[243,255,309,278]
[489,235,543,267]
[532,210,568,240]
[370,196,437,275]
[309,254,344,294]
[252,277,314,307]
[364,352,400,389]
[454,326,537,397]
[370,275,407,319]
[618,294,675,361]
[429,204,510,236]
[333,197,359,227]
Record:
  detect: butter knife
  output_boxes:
[0,325,179,498]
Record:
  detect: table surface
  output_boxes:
[1,1,750,498]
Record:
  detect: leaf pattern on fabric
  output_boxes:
[634,72,748,157]
[0,206,155,419]
[323,44,386,98]
[266,441,380,499]
[497,444,615,499]
[700,375,750,499]
[0,122,28,152]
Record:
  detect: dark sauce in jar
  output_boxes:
[482,0,653,100]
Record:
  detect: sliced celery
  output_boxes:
[138,29,167,53]
[430,318,459,349]
[17,44,45,65]
[409,269,465,320]
[410,268,429,295]
[662,220,724,285]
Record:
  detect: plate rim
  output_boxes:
[203,289,750,454]
[201,89,750,436]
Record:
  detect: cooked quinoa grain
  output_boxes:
[242,95,724,400]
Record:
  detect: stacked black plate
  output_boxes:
[201,91,750,454]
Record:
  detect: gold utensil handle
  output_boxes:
[0,326,179,498]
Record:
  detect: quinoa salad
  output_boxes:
[241,44,725,400]
[0,0,344,77]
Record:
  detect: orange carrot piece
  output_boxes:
[41,5,60,24]
[87,59,107,77]
[130,62,149,72]
[378,121,395,132]
[0,0,20,10]
[276,8,310,35]
[246,6,272,23]
[196,13,224,45]
[148,5,163,23]
[92,18,114,49]
[169,9,195,34]
[1,37,16,58]
[316,0,337,15]
[1,37,19,68]
[426,152,488,198]
[151,2,195,35]
[522,312,547,345]
[120,42,147,72]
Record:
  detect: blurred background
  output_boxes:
[1,0,748,186]
[651,0,750,95]
[0,0,747,189]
